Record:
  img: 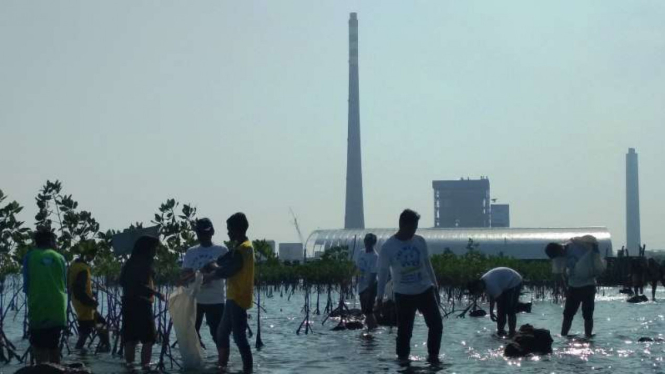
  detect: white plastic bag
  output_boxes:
[168,272,204,369]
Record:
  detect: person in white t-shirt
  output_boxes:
[376,209,442,363]
[179,218,229,365]
[468,267,523,336]
[354,233,379,330]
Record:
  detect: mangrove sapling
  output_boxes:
[296,283,313,335]
[255,284,265,350]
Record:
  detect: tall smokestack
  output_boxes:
[344,12,365,229]
[626,148,641,251]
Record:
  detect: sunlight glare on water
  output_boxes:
[3,287,665,373]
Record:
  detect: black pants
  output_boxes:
[496,283,521,333]
[395,287,443,359]
[195,303,225,347]
[563,285,596,322]
[76,312,108,349]
[217,300,252,370]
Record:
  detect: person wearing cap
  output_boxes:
[67,242,110,352]
[22,228,67,364]
[468,267,523,336]
[354,233,379,330]
[180,218,229,365]
[545,235,605,338]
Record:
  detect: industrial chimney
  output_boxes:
[344,13,365,229]
[626,148,641,252]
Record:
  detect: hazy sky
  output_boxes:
[1,1,664,250]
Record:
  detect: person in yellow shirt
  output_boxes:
[204,212,254,373]
[67,246,110,352]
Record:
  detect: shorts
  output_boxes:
[29,327,63,350]
[359,283,378,315]
[122,297,156,344]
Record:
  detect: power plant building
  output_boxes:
[626,148,641,252]
[344,12,365,229]
[305,227,613,260]
[433,178,491,228]
[491,204,510,228]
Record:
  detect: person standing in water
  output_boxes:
[205,212,255,373]
[23,228,67,364]
[180,218,229,364]
[546,235,605,338]
[68,244,111,352]
[120,235,165,369]
[376,209,442,363]
[354,233,379,330]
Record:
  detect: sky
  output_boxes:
[1,1,664,250]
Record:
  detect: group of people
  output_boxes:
[22,212,256,373]
[353,209,608,364]
[21,205,624,369]
[629,256,665,300]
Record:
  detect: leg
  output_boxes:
[205,303,225,346]
[416,288,443,362]
[217,301,233,367]
[124,341,137,364]
[495,296,507,335]
[49,348,61,364]
[395,293,417,360]
[140,343,153,368]
[229,301,252,373]
[30,328,59,364]
[652,281,657,301]
[76,320,93,350]
[506,285,521,336]
[360,287,378,330]
[581,286,596,337]
[204,303,227,366]
[95,314,111,351]
[562,287,582,336]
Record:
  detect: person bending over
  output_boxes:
[468,267,523,336]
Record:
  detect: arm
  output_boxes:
[204,250,243,282]
[489,296,496,321]
[73,271,97,307]
[422,239,438,289]
[376,249,390,302]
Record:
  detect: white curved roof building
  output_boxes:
[305,227,613,260]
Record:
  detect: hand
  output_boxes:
[156,292,165,302]
[490,312,497,322]
[375,298,383,310]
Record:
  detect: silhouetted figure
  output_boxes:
[205,213,255,373]
[120,235,165,369]
[631,257,646,296]
[354,233,378,330]
[647,258,662,301]
[376,209,442,364]
[68,247,110,352]
[546,236,605,338]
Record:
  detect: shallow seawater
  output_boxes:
[3,287,665,374]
